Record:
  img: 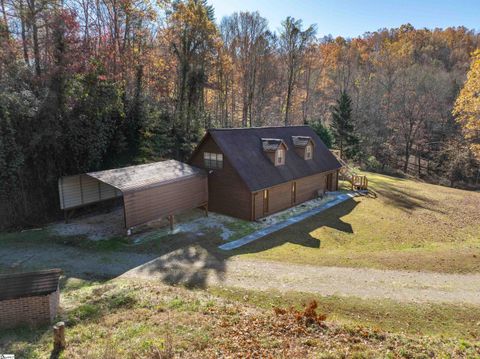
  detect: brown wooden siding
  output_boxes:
[252,169,338,220]
[189,135,252,220]
[266,182,291,215]
[123,175,207,228]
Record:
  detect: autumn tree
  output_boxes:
[453,49,480,161]
[167,0,219,157]
[279,16,316,126]
[220,11,270,127]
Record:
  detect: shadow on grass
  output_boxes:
[0,198,363,356]
[373,180,443,214]
[222,198,359,257]
[0,198,361,290]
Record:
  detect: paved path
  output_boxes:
[122,251,480,305]
[219,192,358,250]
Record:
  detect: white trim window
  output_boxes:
[204,152,223,169]
[275,148,285,166]
[305,144,313,160]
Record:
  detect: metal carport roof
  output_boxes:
[58,160,208,229]
[86,160,204,193]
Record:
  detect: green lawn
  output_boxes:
[232,171,480,273]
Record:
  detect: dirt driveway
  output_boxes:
[119,246,480,305]
[2,241,480,305]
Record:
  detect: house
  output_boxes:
[189,126,342,221]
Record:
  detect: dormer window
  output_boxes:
[261,138,288,167]
[305,144,313,160]
[292,136,314,160]
[276,148,285,166]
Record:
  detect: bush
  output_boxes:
[365,156,382,171]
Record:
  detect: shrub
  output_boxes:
[365,155,382,171]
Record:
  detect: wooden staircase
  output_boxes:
[330,150,368,191]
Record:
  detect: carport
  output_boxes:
[58,160,208,231]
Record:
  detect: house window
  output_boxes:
[203,152,223,169]
[305,144,313,160]
[275,148,285,166]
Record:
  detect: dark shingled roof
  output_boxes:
[0,268,62,301]
[209,126,342,191]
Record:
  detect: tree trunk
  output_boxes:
[0,0,8,35]
[284,65,294,126]
[32,18,41,76]
[404,146,410,173]
[19,0,29,66]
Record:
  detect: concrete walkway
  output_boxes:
[219,192,359,250]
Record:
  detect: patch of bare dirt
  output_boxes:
[123,254,480,305]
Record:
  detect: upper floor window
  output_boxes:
[275,148,285,166]
[305,144,313,160]
[204,152,223,169]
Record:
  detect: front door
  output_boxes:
[263,189,269,215]
[291,182,296,205]
[326,173,333,191]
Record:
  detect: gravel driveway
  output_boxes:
[122,247,480,305]
[2,242,480,305]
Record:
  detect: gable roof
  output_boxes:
[292,135,314,148]
[87,160,205,193]
[261,138,288,152]
[208,126,342,191]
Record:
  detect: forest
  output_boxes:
[0,0,479,228]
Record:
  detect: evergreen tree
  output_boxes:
[331,90,358,159]
[310,121,334,148]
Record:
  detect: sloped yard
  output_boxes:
[1,172,480,357]
[2,278,480,358]
[233,172,480,273]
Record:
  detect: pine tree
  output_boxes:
[310,121,334,148]
[331,90,358,159]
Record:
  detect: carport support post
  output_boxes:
[168,215,174,231]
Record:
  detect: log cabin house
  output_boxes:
[189,126,342,221]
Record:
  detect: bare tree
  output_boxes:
[279,16,315,126]
[221,11,270,127]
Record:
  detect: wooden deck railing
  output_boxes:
[329,149,369,190]
[350,175,368,190]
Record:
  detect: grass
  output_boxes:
[2,171,478,275]
[209,286,480,339]
[1,278,479,358]
[0,228,130,252]
[1,171,479,276]
[231,171,480,273]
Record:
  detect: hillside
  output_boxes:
[1,171,480,357]
[235,171,480,273]
[2,278,479,358]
